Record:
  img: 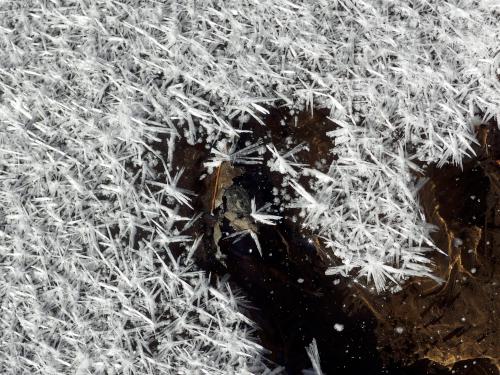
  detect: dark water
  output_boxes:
[163,110,498,375]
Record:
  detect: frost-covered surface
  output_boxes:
[0,0,499,372]
[0,95,270,374]
[297,127,441,292]
[0,2,272,373]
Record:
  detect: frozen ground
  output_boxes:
[0,0,498,373]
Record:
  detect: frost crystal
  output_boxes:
[205,140,264,170]
[267,143,307,177]
[304,338,323,375]
[0,0,498,371]
[250,198,282,226]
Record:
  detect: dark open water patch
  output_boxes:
[219,164,381,374]
[160,108,498,374]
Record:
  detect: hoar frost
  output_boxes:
[0,0,498,373]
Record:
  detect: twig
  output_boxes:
[210,164,222,214]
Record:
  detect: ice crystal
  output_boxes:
[304,338,323,375]
[205,139,264,171]
[0,0,498,372]
[250,198,282,226]
[267,143,307,177]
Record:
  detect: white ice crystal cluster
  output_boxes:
[0,0,498,372]
[0,70,271,374]
[296,121,442,292]
[0,1,273,373]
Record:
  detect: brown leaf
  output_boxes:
[211,162,243,212]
